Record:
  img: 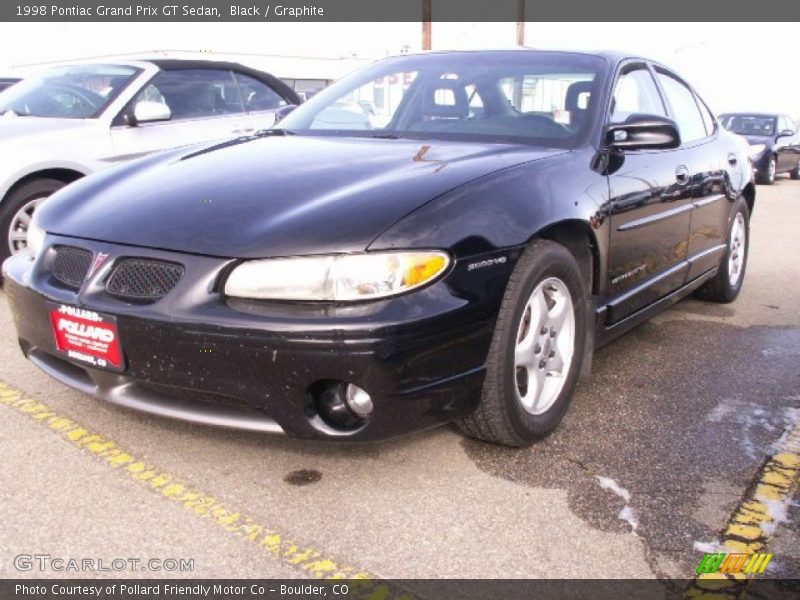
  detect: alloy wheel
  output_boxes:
[513,277,575,415]
[728,212,746,287]
[7,196,44,256]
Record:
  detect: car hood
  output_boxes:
[40,135,566,258]
[0,115,97,143]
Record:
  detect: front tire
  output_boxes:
[458,239,587,447]
[0,178,65,264]
[757,156,777,185]
[695,196,750,303]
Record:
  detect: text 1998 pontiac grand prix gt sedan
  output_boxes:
[2,51,754,446]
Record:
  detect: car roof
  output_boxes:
[386,48,644,64]
[41,58,301,105]
[720,112,779,117]
[138,58,265,72]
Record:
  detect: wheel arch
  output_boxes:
[534,219,600,297]
[742,181,755,215]
[2,168,86,204]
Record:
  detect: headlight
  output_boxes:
[26,211,46,258]
[224,251,450,301]
[748,143,766,158]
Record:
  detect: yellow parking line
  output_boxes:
[0,380,415,599]
[684,420,800,598]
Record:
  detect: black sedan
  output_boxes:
[719,112,800,184]
[2,51,755,446]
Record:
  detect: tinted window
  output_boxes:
[234,73,287,112]
[0,64,138,118]
[655,71,707,143]
[611,66,665,122]
[778,115,795,134]
[280,52,605,147]
[720,114,777,136]
[136,69,244,121]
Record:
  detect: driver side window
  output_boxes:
[134,69,245,122]
[611,66,666,123]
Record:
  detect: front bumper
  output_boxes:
[750,149,771,175]
[3,236,509,441]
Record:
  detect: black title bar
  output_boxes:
[1,0,796,22]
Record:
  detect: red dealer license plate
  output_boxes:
[48,303,124,372]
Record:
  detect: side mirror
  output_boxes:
[131,101,171,125]
[778,129,795,138]
[273,104,297,125]
[606,113,681,151]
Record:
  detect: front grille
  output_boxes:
[51,246,93,289]
[106,258,184,301]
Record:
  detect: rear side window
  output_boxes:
[610,66,666,123]
[778,115,796,134]
[136,69,245,121]
[234,72,288,112]
[655,70,707,144]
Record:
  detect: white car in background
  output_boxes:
[0,59,300,263]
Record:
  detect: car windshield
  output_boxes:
[720,114,776,136]
[0,64,139,119]
[279,52,606,147]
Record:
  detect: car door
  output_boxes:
[604,63,693,324]
[109,68,254,160]
[784,116,800,172]
[653,67,730,282]
[775,115,799,172]
[233,71,291,131]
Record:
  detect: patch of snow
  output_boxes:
[707,399,736,422]
[595,475,637,531]
[693,540,724,553]
[761,498,790,537]
[596,476,631,502]
[619,505,639,531]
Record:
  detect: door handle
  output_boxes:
[231,127,254,135]
[727,152,738,166]
[675,165,690,185]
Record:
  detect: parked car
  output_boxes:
[3,50,754,446]
[0,78,20,92]
[719,112,800,184]
[0,59,300,263]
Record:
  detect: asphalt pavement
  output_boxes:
[0,178,798,589]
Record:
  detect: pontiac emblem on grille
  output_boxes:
[88,252,110,277]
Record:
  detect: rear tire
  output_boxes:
[0,178,65,264]
[458,239,587,447]
[695,196,750,303]
[790,162,800,180]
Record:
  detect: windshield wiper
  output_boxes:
[254,128,296,137]
[365,133,402,139]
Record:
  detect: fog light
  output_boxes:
[345,383,373,417]
[313,381,373,430]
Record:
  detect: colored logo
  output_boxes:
[696,553,772,576]
[88,252,110,277]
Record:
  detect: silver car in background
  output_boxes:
[0,59,300,263]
